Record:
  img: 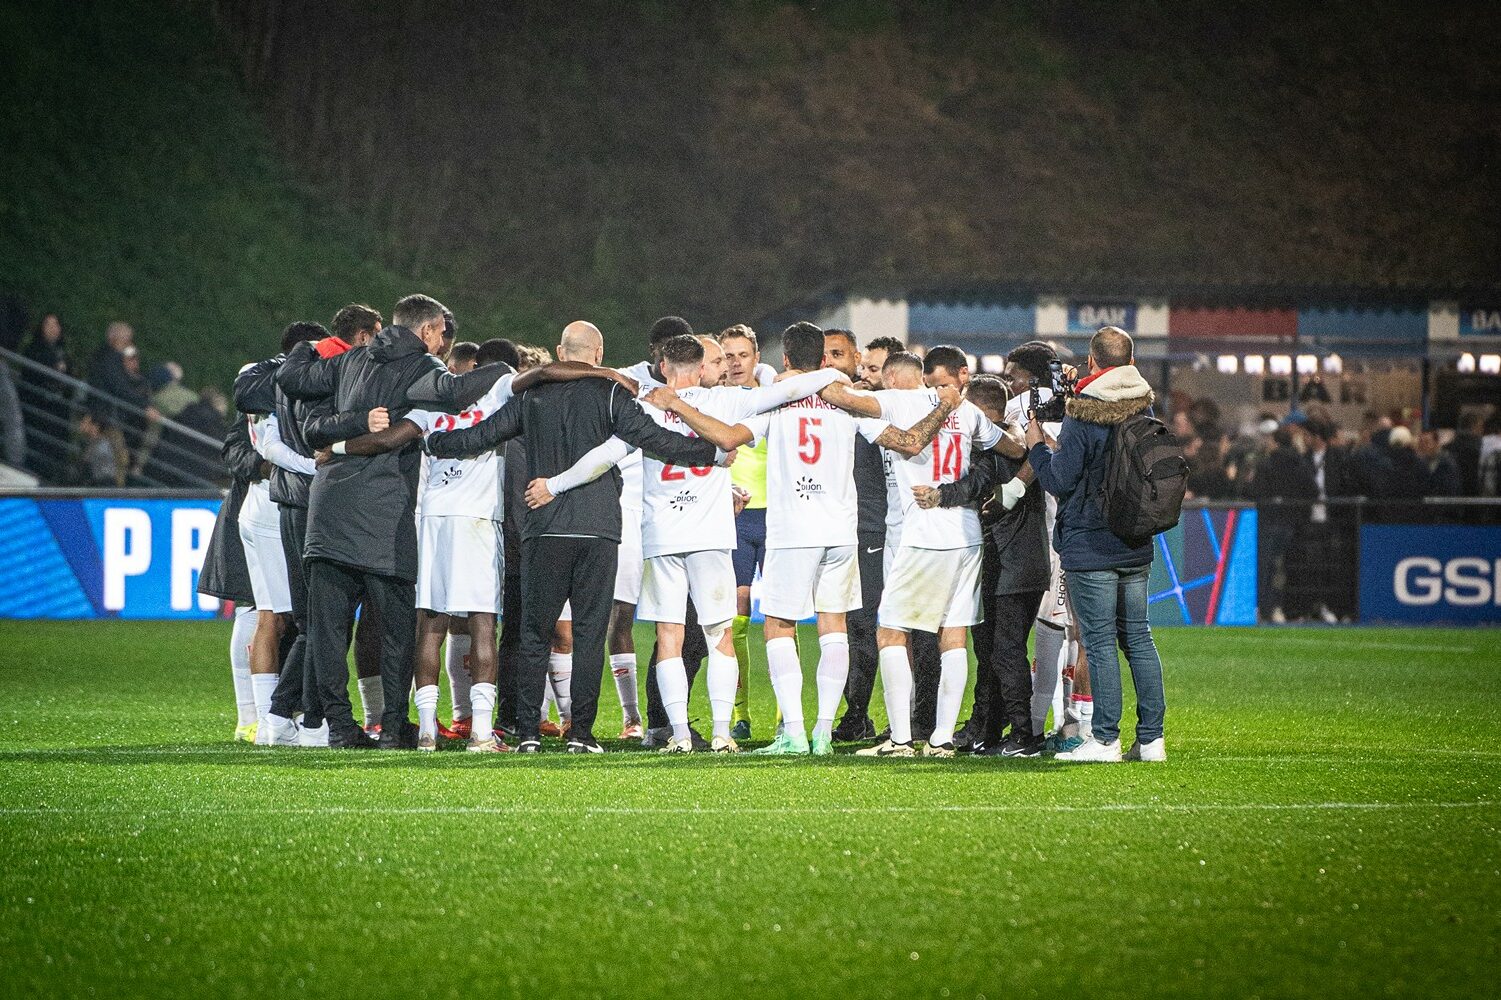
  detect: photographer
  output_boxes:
[1025,327,1166,764]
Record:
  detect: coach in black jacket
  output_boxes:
[427,321,720,752]
[276,294,501,748]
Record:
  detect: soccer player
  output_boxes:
[426,322,720,754]
[236,405,294,744]
[197,413,265,741]
[719,323,773,741]
[276,294,504,748]
[658,322,958,755]
[821,345,1025,758]
[532,334,845,753]
[858,337,905,389]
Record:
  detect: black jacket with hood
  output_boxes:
[276,326,502,579]
[427,379,718,544]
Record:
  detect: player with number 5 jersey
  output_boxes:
[663,324,962,756]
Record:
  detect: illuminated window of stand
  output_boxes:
[1481,354,1501,375]
[1268,355,1293,375]
[1296,354,1318,375]
[1457,353,1477,373]
[1216,355,1238,374]
[1244,355,1266,375]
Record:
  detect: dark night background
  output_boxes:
[1,0,1498,379]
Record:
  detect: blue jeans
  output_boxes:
[1068,565,1166,745]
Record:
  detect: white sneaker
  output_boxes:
[253,718,271,746]
[298,721,330,748]
[659,736,694,754]
[855,738,915,758]
[1055,737,1122,763]
[1318,604,1339,625]
[265,714,301,747]
[710,736,740,754]
[1270,607,1287,624]
[1126,738,1166,762]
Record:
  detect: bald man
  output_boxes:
[427,321,724,753]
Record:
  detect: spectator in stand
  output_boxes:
[1416,430,1461,499]
[1299,411,1357,622]
[1445,411,1484,497]
[1251,421,1317,624]
[149,362,198,419]
[72,410,126,487]
[1478,414,1501,497]
[1384,426,1429,503]
[0,360,23,468]
[160,386,230,486]
[88,322,151,415]
[1184,433,1234,500]
[18,314,74,480]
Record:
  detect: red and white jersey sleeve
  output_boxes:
[748,395,887,550]
[406,373,514,521]
[876,389,1000,549]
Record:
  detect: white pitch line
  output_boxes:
[0,801,1493,818]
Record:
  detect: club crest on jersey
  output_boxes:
[795,475,823,500]
[669,489,698,512]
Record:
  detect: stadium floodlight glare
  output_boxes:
[1243,354,1266,375]
[1216,354,1238,374]
[1457,352,1477,372]
[981,353,1004,373]
[1481,354,1501,375]
[1296,354,1318,374]
[1323,354,1343,374]
[1269,354,1293,375]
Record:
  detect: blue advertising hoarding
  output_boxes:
[1359,524,1501,625]
[0,496,224,619]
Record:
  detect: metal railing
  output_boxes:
[0,345,224,490]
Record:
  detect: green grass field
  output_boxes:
[0,621,1496,999]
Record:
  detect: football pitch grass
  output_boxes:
[0,621,1496,999]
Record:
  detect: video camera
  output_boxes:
[1029,358,1075,423]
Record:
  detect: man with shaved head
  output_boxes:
[426,321,723,754]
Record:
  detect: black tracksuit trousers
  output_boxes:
[840,532,885,724]
[270,505,319,725]
[518,535,616,743]
[982,590,1045,742]
[305,557,415,740]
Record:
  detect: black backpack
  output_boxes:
[1099,413,1189,544]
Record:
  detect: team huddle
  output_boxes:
[202,294,1123,759]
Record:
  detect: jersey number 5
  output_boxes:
[797,416,822,465]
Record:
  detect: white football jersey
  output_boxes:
[877,389,1002,549]
[240,415,280,530]
[406,373,515,521]
[744,395,888,550]
[615,363,663,510]
[639,387,747,557]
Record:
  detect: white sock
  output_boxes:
[765,636,804,733]
[1032,623,1065,735]
[231,607,258,726]
[610,653,640,723]
[656,656,691,741]
[1075,695,1094,739]
[878,645,913,745]
[357,675,384,729]
[470,682,496,742]
[446,634,473,720]
[251,672,279,727]
[930,647,970,747]
[548,652,573,722]
[415,684,440,741]
[706,648,738,740]
[813,632,850,740]
[542,682,556,722]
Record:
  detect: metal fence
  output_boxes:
[0,345,224,490]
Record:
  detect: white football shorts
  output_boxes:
[638,549,737,627]
[877,544,983,632]
[759,545,861,621]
